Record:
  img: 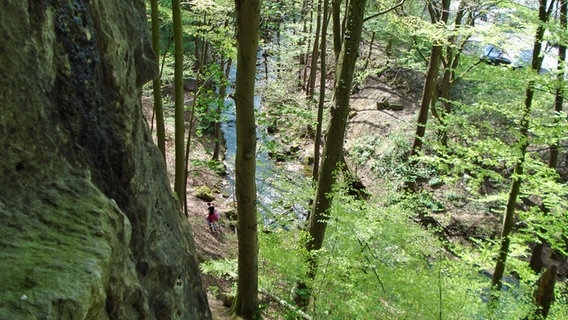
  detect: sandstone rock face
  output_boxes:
[0,1,210,319]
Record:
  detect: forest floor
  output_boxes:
[142,63,567,317]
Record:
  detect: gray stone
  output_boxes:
[0,1,210,319]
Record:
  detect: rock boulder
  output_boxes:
[0,1,210,319]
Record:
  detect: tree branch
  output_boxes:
[413,36,429,64]
[364,0,406,22]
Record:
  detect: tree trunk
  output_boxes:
[530,242,545,273]
[173,0,186,207]
[213,57,232,161]
[491,0,552,293]
[533,266,557,319]
[404,0,450,192]
[404,44,443,191]
[195,18,202,72]
[308,0,323,99]
[531,0,566,278]
[303,1,314,93]
[549,0,566,169]
[430,0,471,147]
[362,31,375,71]
[313,0,331,180]
[332,0,342,58]
[183,92,198,217]
[298,0,311,83]
[150,0,166,159]
[295,0,367,308]
[232,0,260,318]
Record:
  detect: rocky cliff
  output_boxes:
[0,0,211,319]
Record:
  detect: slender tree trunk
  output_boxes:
[308,0,323,99]
[150,0,166,159]
[531,0,566,276]
[341,0,350,44]
[172,0,185,207]
[195,22,201,73]
[549,0,566,169]
[362,31,375,71]
[491,0,552,294]
[313,0,330,179]
[533,266,557,319]
[404,44,443,191]
[303,1,314,93]
[232,0,260,318]
[491,131,529,291]
[298,0,310,83]
[213,57,232,161]
[404,0,450,192]
[332,0,342,58]
[295,0,367,309]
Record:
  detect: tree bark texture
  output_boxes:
[233,0,261,318]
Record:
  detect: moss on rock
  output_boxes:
[0,1,210,319]
[194,186,216,202]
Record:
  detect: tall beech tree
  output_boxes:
[549,0,567,170]
[491,0,555,293]
[404,0,450,192]
[313,0,331,179]
[172,0,185,207]
[232,0,260,318]
[307,0,323,99]
[430,0,486,147]
[295,0,367,309]
[530,0,567,275]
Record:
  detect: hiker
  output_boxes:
[206,202,219,231]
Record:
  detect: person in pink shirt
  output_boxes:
[206,202,220,232]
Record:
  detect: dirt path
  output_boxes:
[208,293,233,320]
[142,97,237,318]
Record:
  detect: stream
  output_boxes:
[220,60,311,229]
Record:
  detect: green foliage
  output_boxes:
[257,80,315,160]
[254,182,566,318]
[200,258,238,280]
[193,63,231,136]
[190,158,227,175]
[348,129,413,185]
